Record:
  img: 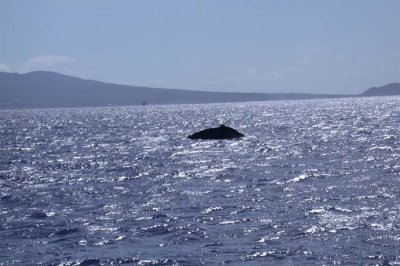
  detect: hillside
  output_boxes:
[0,71,395,109]
[362,83,400,96]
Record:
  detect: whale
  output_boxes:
[188,124,244,140]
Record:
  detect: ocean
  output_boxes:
[1,97,400,265]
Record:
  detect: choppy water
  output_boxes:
[1,97,400,265]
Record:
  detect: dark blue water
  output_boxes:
[1,97,400,265]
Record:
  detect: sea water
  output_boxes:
[1,97,400,265]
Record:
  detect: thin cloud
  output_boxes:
[187,0,207,13]
[0,62,11,72]
[20,54,77,73]
[226,66,304,84]
[24,54,76,67]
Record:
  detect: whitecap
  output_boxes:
[245,251,272,259]
[305,225,324,234]
[288,173,309,183]
[368,146,394,151]
[202,206,223,214]
[219,220,239,225]
[306,208,325,215]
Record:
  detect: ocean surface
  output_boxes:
[1,97,400,265]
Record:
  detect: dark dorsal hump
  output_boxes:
[188,124,244,140]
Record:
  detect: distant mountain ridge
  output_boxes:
[362,83,400,96]
[0,71,398,109]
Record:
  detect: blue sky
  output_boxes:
[1,0,399,94]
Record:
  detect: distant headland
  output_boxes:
[0,71,398,109]
[361,83,400,96]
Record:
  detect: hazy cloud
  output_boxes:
[226,66,304,84]
[334,55,350,62]
[0,62,11,72]
[24,55,76,67]
[19,54,77,73]
[187,0,207,13]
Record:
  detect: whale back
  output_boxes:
[188,124,244,140]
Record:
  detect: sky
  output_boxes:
[1,0,399,94]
